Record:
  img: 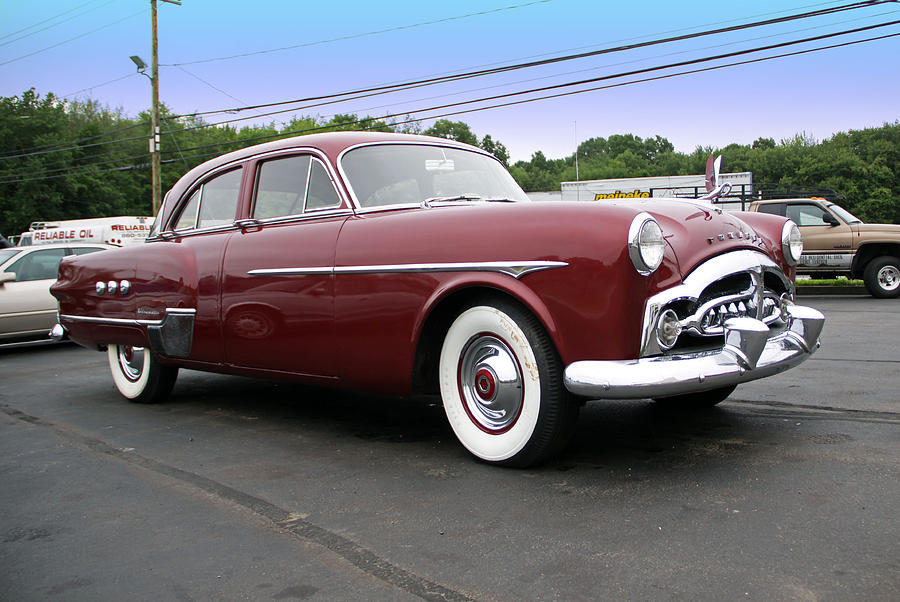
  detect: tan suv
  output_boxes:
[748,198,900,298]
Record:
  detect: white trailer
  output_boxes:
[561,172,753,206]
[17,216,154,247]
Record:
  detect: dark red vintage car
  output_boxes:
[51,132,824,466]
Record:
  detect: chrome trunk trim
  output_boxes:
[59,308,196,358]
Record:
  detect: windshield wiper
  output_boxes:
[421,194,483,208]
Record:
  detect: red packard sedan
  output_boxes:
[51,132,824,466]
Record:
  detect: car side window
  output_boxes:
[756,203,786,217]
[306,159,341,211]
[174,168,243,231]
[252,156,341,219]
[5,248,67,281]
[253,155,311,219]
[69,247,106,255]
[787,204,830,227]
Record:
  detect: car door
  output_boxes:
[141,166,245,363]
[221,152,349,377]
[0,246,67,339]
[786,202,853,270]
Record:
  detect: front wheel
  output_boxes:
[653,385,737,408]
[107,344,178,403]
[439,301,578,467]
[863,256,900,298]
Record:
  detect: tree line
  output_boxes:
[1,88,896,238]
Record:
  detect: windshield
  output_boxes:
[0,248,23,265]
[341,144,529,209]
[828,203,863,224]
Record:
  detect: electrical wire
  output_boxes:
[0,0,118,48]
[2,22,891,188]
[0,7,147,67]
[165,0,894,121]
[2,24,895,184]
[158,19,900,144]
[2,2,894,175]
[161,0,553,67]
[1,0,887,163]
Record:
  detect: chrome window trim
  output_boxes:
[244,209,355,228]
[248,260,568,280]
[336,141,521,212]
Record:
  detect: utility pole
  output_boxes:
[149,0,180,216]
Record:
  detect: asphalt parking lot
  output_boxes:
[1,296,898,600]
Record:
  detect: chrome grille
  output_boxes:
[639,250,794,358]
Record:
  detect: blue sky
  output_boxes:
[1,0,898,162]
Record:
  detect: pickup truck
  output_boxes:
[748,198,900,298]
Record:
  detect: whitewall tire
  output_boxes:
[439,300,578,467]
[107,344,178,404]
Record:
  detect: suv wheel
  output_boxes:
[863,256,900,298]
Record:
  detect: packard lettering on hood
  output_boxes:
[50,132,823,468]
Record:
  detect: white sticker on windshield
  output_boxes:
[425,159,455,171]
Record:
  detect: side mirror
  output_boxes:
[822,213,839,226]
[0,272,16,285]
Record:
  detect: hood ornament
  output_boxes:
[698,154,732,202]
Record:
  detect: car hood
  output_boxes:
[618,199,780,276]
[852,222,900,235]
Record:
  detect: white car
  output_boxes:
[0,242,112,345]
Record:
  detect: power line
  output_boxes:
[61,72,139,100]
[2,2,892,170]
[146,26,899,160]
[2,0,886,163]
[0,0,104,42]
[0,0,118,48]
[3,28,893,186]
[165,0,894,120]
[161,0,554,67]
[0,8,147,67]
[160,19,900,141]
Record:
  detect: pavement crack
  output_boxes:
[730,399,900,423]
[0,402,474,602]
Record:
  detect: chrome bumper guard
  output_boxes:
[563,303,825,399]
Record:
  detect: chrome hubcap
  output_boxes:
[877,265,900,291]
[118,345,145,382]
[458,335,523,432]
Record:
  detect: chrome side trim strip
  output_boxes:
[247,261,568,280]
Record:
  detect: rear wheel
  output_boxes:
[863,256,900,298]
[438,300,578,467]
[653,385,737,408]
[107,344,178,403]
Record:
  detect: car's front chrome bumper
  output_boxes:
[563,303,825,399]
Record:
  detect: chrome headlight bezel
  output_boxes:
[781,221,803,266]
[628,213,665,276]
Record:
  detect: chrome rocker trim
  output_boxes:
[563,303,824,399]
[58,308,196,358]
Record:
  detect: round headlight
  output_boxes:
[782,221,803,266]
[628,213,665,275]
